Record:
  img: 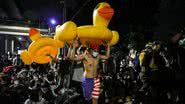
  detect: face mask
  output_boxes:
[92,51,98,57]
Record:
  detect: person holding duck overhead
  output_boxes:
[67,38,84,95]
[69,40,110,104]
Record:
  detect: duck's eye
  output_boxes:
[94,4,100,10]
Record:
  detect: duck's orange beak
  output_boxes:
[29,28,41,41]
[98,6,114,20]
[29,28,40,37]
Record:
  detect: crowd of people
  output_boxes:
[0,31,185,104]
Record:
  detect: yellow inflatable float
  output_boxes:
[54,2,119,46]
[20,28,62,65]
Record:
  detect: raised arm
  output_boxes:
[71,52,85,61]
[66,45,72,58]
[106,44,110,58]
[99,44,110,60]
[69,47,86,61]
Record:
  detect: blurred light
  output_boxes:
[0,31,52,37]
[50,19,56,25]
[0,25,48,32]
[0,31,28,36]
[18,50,23,54]
[18,37,22,41]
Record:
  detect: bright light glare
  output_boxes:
[50,19,56,25]
[18,37,22,40]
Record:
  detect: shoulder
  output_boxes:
[24,99,31,104]
[40,98,46,104]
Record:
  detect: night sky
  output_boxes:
[1,0,185,42]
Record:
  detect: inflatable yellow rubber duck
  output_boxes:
[20,28,62,65]
[54,2,119,46]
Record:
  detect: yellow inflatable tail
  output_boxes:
[109,31,119,46]
[20,50,32,65]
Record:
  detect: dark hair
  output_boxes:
[31,62,38,69]
[74,37,81,45]
[79,47,87,53]
[99,45,106,55]
[153,41,161,45]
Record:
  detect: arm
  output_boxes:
[69,48,85,61]
[99,44,110,60]
[106,44,110,57]
[66,45,72,58]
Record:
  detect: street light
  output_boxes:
[48,18,57,36]
[50,18,57,25]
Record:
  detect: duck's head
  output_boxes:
[29,28,42,41]
[93,2,114,27]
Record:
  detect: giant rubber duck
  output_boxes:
[20,28,62,65]
[54,2,119,47]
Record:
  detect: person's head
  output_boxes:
[86,48,99,58]
[152,41,161,51]
[7,60,12,66]
[178,33,185,48]
[33,74,39,81]
[0,75,9,85]
[31,62,38,69]
[13,79,19,85]
[99,45,106,55]
[41,83,49,93]
[129,48,136,54]
[73,38,81,48]
[54,71,58,77]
